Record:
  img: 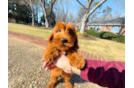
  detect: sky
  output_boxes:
[38,0,125,22]
[71,0,125,17]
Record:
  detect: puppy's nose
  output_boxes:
[61,38,68,43]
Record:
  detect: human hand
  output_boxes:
[41,53,72,73]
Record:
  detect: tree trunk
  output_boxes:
[80,14,88,33]
[79,0,93,33]
[43,8,49,27]
[45,16,49,27]
[80,21,86,33]
[48,0,56,27]
[30,0,34,26]
[78,0,106,33]
[40,0,49,28]
[31,12,34,26]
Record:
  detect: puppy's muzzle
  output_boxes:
[61,38,68,43]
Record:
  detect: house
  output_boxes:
[74,17,125,36]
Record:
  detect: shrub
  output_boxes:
[112,36,125,43]
[98,31,106,38]
[8,18,16,23]
[85,30,100,37]
[102,32,115,39]
[76,29,80,32]
[41,27,45,29]
[76,32,81,35]
[81,32,89,37]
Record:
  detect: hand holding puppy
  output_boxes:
[42,53,72,73]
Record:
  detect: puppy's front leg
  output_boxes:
[67,52,85,69]
[43,43,59,62]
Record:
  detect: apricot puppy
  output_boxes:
[43,22,85,88]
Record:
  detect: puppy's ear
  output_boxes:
[75,36,79,49]
[47,32,54,42]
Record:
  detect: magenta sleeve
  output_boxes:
[80,59,125,88]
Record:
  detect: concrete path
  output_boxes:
[8,37,106,88]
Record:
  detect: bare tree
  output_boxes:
[90,12,97,22]
[9,0,35,26]
[67,12,76,23]
[76,0,107,33]
[40,0,56,27]
[76,7,85,23]
[54,0,72,22]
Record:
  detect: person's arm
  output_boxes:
[42,55,125,88]
[80,59,125,88]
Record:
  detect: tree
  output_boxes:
[89,1,102,22]
[76,0,107,33]
[8,1,32,24]
[40,0,56,28]
[54,0,72,22]
[40,0,56,27]
[12,0,35,26]
[76,7,85,23]
[19,0,35,26]
[102,6,112,20]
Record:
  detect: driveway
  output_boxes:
[8,37,105,88]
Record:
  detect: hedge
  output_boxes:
[85,30,100,37]
[100,32,115,39]
[112,36,125,43]
[76,29,125,43]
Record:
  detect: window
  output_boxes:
[97,26,101,31]
[110,26,120,33]
[90,26,95,29]
[95,26,98,30]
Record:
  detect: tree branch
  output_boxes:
[85,0,93,13]
[76,0,86,10]
[87,0,106,18]
[21,0,32,13]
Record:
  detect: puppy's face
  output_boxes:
[47,22,79,52]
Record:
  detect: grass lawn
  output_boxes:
[8,23,125,62]
[8,23,53,39]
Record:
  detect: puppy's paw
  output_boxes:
[69,54,85,69]
[43,50,59,63]
[77,57,85,69]
[44,54,55,62]
[73,59,85,69]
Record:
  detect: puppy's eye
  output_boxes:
[58,29,61,32]
[69,30,73,34]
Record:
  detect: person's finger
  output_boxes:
[42,62,49,68]
[49,65,57,70]
[41,58,44,61]
[53,53,62,64]
[47,62,55,68]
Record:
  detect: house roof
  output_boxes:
[86,17,125,26]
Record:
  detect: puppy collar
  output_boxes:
[62,52,68,56]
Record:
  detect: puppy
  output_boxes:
[43,22,85,88]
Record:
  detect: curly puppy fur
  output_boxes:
[43,22,85,88]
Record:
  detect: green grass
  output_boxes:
[8,23,52,39]
[8,23,125,62]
